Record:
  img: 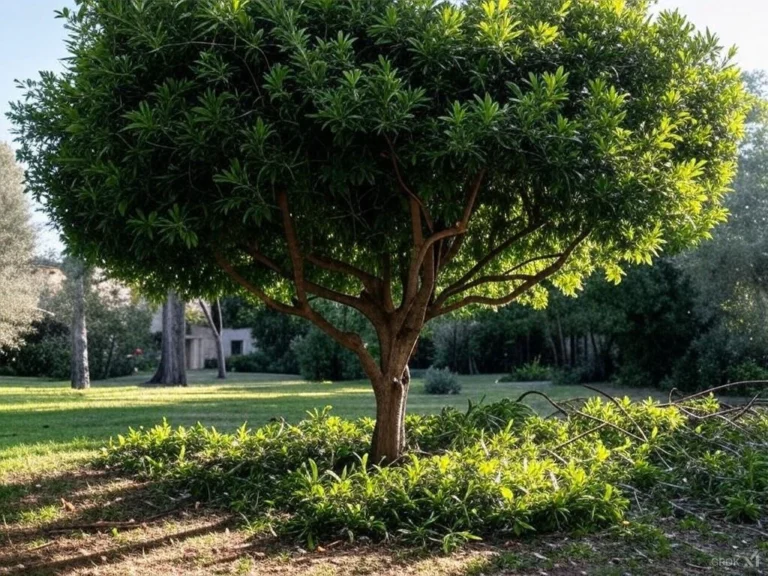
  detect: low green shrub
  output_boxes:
[498,358,552,383]
[228,351,271,373]
[725,359,768,395]
[551,366,589,386]
[99,396,768,549]
[423,367,461,395]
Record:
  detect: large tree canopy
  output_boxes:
[10,0,748,461]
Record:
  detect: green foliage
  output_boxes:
[221,299,307,374]
[502,357,551,382]
[43,264,156,380]
[551,366,589,386]
[99,397,768,547]
[292,302,375,381]
[11,0,748,307]
[292,328,366,381]
[227,352,271,374]
[423,367,461,395]
[0,142,41,349]
[0,317,70,379]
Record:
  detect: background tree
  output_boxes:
[0,142,40,349]
[11,0,748,462]
[148,291,187,386]
[68,259,90,390]
[44,265,156,380]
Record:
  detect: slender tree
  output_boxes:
[147,291,187,386]
[0,142,40,348]
[10,0,748,462]
[199,299,227,379]
[69,260,90,390]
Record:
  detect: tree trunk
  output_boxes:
[102,335,116,380]
[199,299,226,379]
[71,263,90,390]
[370,365,410,464]
[148,291,187,386]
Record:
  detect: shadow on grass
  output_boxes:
[0,466,239,575]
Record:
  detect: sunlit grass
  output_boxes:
[0,371,664,480]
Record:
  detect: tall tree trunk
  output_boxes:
[71,262,90,390]
[199,299,226,379]
[148,291,187,386]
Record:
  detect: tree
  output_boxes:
[0,142,40,349]
[199,299,227,379]
[148,291,187,386]
[45,265,156,380]
[69,259,90,389]
[10,0,748,462]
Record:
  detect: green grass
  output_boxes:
[0,371,663,478]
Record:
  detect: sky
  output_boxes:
[0,0,766,254]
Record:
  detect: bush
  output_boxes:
[203,357,218,370]
[99,397,768,550]
[0,318,70,379]
[499,358,551,382]
[292,328,365,381]
[423,367,461,395]
[228,351,270,373]
[551,366,589,386]
[725,359,768,395]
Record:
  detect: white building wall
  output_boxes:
[221,328,254,357]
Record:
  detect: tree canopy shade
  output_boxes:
[10,0,748,461]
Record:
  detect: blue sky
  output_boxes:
[1,0,766,254]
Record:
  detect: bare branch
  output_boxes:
[429,229,590,318]
[306,254,381,293]
[434,221,546,309]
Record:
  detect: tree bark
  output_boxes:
[71,262,90,390]
[199,299,226,379]
[147,291,187,386]
[370,365,410,464]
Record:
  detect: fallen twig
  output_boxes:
[516,390,568,417]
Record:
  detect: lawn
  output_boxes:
[3,373,762,576]
[0,371,662,478]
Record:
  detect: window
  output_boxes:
[230,340,243,356]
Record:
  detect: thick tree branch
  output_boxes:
[242,245,382,321]
[428,229,590,319]
[306,253,381,294]
[277,189,307,304]
[440,169,487,268]
[384,135,434,233]
[216,253,303,318]
[216,252,382,381]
